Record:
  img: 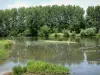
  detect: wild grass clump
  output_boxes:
[0,40,13,49]
[0,40,13,60]
[12,60,69,75]
[0,49,9,60]
[13,65,24,75]
[26,60,69,73]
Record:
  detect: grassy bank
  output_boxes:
[0,40,13,60]
[11,60,69,75]
[39,40,77,44]
[49,32,100,39]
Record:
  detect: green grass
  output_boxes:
[0,40,13,49]
[40,40,77,44]
[12,60,69,75]
[0,40,13,60]
[0,49,9,60]
[49,33,64,38]
[13,65,24,75]
[96,34,100,37]
[26,60,69,73]
[76,34,81,37]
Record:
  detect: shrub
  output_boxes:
[54,33,58,38]
[12,65,24,75]
[9,30,18,37]
[26,60,69,73]
[38,25,50,39]
[71,31,76,36]
[96,34,100,36]
[0,40,13,49]
[0,49,8,60]
[0,40,13,60]
[23,29,31,36]
[63,30,70,37]
[80,28,96,36]
[23,66,27,73]
[80,29,85,36]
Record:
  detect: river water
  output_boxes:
[0,37,100,75]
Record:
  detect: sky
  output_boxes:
[0,0,100,10]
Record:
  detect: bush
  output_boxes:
[0,40,13,49]
[23,66,27,73]
[26,60,69,73]
[54,33,58,38]
[0,49,8,60]
[13,65,24,75]
[70,31,76,36]
[63,30,70,37]
[80,29,85,36]
[96,34,100,36]
[0,40,13,60]
[23,29,31,36]
[38,25,50,39]
[80,28,96,36]
[9,30,18,37]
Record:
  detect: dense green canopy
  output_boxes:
[0,5,100,37]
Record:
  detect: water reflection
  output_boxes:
[10,41,84,65]
[0,37,100,75]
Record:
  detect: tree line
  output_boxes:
[0,5,100,37]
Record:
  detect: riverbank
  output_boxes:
[0,40,13,60]
[3,72,69,75]
[39,40,77,44]
[50,33,100,38]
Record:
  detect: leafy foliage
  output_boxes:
[86,6,100,33]
[0,5,100,37]
[0,49,8,60]
[26,60,69,73]
[80,28,96,36]
[38,25,50,39]
[12,60,69,75]
[13,65,24,75]
[63,30,70,37]
[0,5,84,37]
[0,40,13,60]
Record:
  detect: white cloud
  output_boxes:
[7,2,29,9]
[6,0,100,9]
[39,0,71,6]
[39,0,100,10]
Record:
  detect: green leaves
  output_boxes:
[26,60,69,73]
[86,6,100,33]
[13,65,24,75]
[80,28,96,36]
[0,5,100,37]
[0,40,13,60]
[38,25,50,39]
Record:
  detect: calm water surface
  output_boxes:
[0,37,100,75]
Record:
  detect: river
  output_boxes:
[0,37,100,75]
